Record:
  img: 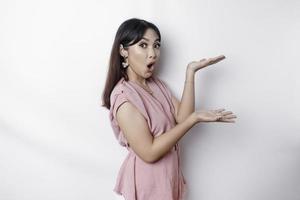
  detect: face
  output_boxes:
[120,28,161,79]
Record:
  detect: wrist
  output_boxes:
[186,66,195,75]
[185,68,195,83]
[184,81,194,84]
[186,112,198,125]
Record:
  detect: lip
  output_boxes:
[147,62,155,71]
[147,61,156,66]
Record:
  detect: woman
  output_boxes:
[102,18,237,200]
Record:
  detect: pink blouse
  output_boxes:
[109,75,187,200]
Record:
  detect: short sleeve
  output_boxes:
[109,81,151,147]
[112,91,129,120]
[109,88,129,147]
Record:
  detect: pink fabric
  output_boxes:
[109,75,187,200]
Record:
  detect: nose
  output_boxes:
[148,47,157,59]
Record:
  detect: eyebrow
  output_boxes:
[141,37,160,42]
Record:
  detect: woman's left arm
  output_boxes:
[173,55,226,124]
[172,68,195,124]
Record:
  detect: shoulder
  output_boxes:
[110,78,129,114]
[110,78,132,103]
[110,78,145,118]
[112,90,147,130]
[111,78,126,97]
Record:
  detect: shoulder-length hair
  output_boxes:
[101,18,161,109]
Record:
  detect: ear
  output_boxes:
[119,44,128,57]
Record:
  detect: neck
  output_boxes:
[126,67,148,86]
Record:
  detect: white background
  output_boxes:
[1,0,299,200]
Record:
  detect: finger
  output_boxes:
[222,111,235,116]
[216,55,226,60]
[211,58,224,64]
[213,55,225,60]
[219,119,235,123]
[221,113,236,118]
[210,55,226,64]
[222,111,232,115]
[222,115,237,119]
[216,116,223,121]
[214,108,226,113]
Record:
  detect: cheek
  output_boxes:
[129,54,144,65]
[156,51,161,58]
[129,48,145,62]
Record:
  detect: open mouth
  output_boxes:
[147,62,155,70]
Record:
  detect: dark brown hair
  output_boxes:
[101,18,161,109]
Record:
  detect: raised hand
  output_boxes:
[191,108,237,123]
[187,55,226,73]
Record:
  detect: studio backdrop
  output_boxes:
[0,0,299,200]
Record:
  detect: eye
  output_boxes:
[139,43,147,48]
[154,43,161,49]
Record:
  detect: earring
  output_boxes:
[122,57,129,68]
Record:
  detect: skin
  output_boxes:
[117,28,237,163]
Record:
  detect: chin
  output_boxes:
[145,72,153,78]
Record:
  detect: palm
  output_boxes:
[200,110,221,121]
[188,55,226,73]
[195,109,236,123]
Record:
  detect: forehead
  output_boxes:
[141,28,160,42]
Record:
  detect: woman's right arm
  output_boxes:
[116,101,197,163]
[116,101,236,163]
[116,102,196,163]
